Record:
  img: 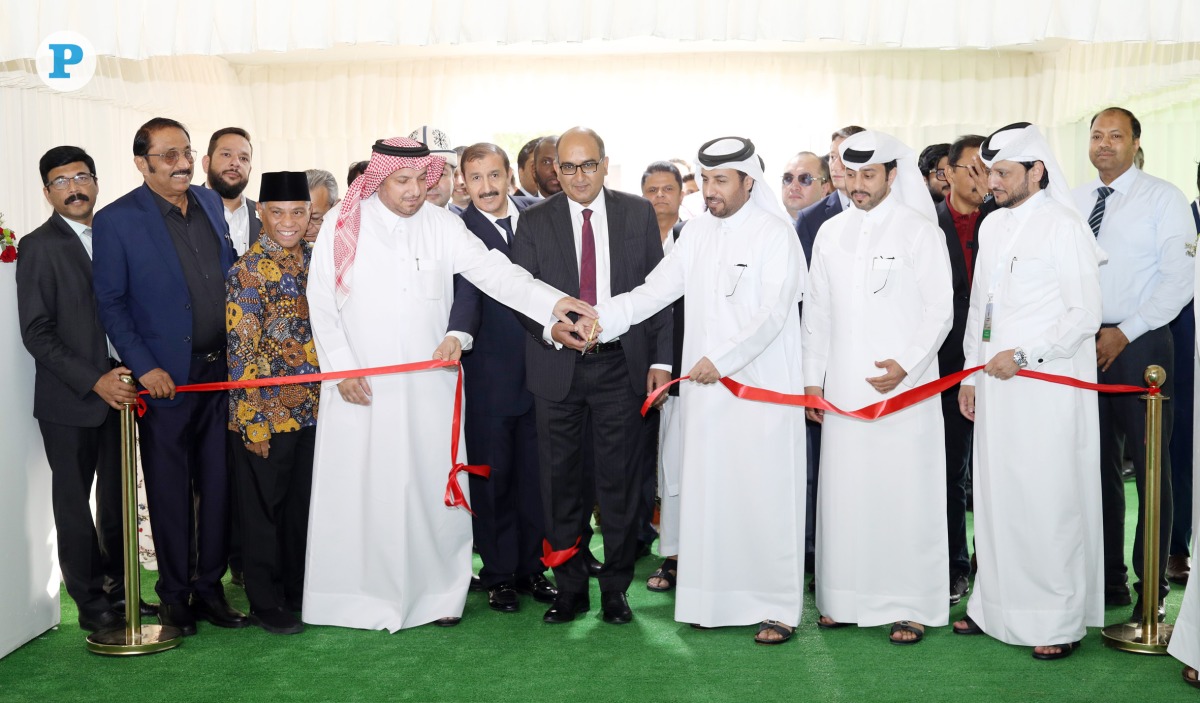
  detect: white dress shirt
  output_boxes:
[1072,166,1194,342]
[224,196,251,255]
[481,197,522,240]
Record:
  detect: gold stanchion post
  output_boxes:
[1101,364,1172,654]
[86,376,182,655]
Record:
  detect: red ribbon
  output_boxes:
[541,536,582,568]
[641,365,1152,418]
[135,359,489,513]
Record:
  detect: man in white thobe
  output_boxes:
[802,130,953,645]
[595,137,808,644]
[304,138,592,631]
[1170,260,1200,683]
[954,122,1105,660]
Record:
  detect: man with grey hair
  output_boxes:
[304,168,338,243]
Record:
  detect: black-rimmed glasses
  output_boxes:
[559,161,600,175]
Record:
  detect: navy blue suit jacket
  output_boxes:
[795,192,844,267]
[449,197,538,416]
[92,184,235,407]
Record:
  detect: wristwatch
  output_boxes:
[1013,348,1028,369]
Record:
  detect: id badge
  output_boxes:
[982,295,993,342]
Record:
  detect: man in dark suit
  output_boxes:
[514,137,544,199]
[794,124,864,579]
[93,117,246,636]
[447,142,557,613]
[202,126,259,588]
[17,146,142,633]
[933,134,996,605]
[510,127,672,625]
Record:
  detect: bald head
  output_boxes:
[555,126,609,206]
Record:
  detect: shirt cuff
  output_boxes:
[650,364,672,373]
[1116,316,1149,344]
[446,331,474,352]
[543,319,562,350]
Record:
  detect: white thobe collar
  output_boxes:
[1005,189,1049,226]
[717,199,754,231]
[859,192,898,226]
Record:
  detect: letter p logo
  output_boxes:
[48,43,84,78]
[36,32,96,92]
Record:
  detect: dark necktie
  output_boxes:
[496,216,514,245]
[1088,186,1115,237]
[579,208,597,305]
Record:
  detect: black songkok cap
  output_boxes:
[258,171,311,202]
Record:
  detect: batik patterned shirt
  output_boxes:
[225,232,319,443]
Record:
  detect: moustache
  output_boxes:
[65,194,90,205]
[172,169,192,178]
[851,191,868,198]
[480,191,500,199]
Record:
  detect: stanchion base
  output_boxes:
[1100,622,1173,654]
[85,624,183,656]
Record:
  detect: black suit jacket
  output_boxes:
[451,197,538,416]
[16,214,113,427]
[510,189,672,402]
[934,197,996,374]
[795,192,843,267]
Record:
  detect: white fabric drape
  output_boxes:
[2,45,1199,238]
[5,0,1200,61]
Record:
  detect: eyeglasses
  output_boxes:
[559,161,600,175]
[934,168,948,182]
[46,173,97,190]
[141,149,196,165]
[782,172,827,187]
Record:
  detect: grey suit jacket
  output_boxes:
[510,189,672,402]
[16,214,113,427]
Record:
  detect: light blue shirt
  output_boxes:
[1072,166,1194,342]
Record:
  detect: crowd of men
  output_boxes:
[14,107,1200,684]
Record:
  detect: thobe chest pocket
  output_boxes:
[1006,258,1055,307]
[867,255,909,298]
[415,259,444,300]
[721,263,755,301]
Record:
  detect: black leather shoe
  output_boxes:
[635,540,652,560]
[191,594,250,628]
[488,584,520,613]
[950,574,970,606]
[514,573,558,603]
[111,599,159,618]
[584,553,603,578]
[433,616,462,627]
[78,608,125,633]
[601,591,633,624]
[250,607,304,635]
[468,575,485,593]
[1130,598,1166,624]
[159,603,197,636]
[543,592,590,624]
[1105,582,1132,606]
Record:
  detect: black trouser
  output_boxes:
[38,412,124,615]
[227,430,244,575]
[635,408,661,547]
[536,349,644,595]
[466,408,546,588]
[137,355,229,605]
[1098,325,1174,600]
[805,420,821,562]
[941,385,973,580]
[233,427,315,611]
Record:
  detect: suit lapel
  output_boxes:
[549,196,579,293]
[605,189,633,293]
[48,214,94,286]
[133,185,189,285]
[464,204,508,253]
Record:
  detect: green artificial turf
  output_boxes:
[0,481,1190,703]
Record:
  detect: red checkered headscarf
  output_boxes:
[333,137,446,307]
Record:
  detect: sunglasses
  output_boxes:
[782,172,827,186]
